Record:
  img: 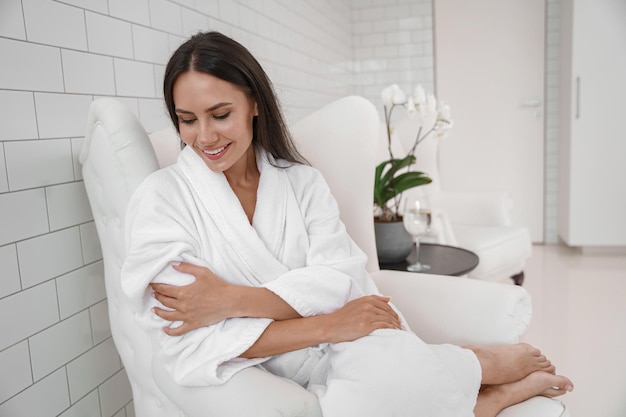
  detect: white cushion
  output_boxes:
[498,397,569,417]
[454,224,532,283]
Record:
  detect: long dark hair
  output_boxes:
[163,31,306,165]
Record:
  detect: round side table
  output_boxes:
[380,243,479,277]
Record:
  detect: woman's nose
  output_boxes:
[196,122,218,145]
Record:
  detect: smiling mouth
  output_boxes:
[201,143,230,159]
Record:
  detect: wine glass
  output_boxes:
[402,198,432,272]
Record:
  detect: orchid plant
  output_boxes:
[374,84,453,221]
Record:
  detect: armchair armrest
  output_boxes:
[371,270,532,346]
[430,191,513,226]
[153,358,323,417]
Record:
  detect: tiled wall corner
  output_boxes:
[544,0,561,244]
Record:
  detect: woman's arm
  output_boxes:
[151,262,401,355]
[151,262,301,336]
[241,295,402,358]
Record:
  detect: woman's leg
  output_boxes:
[314,329,478,417]
[464,343,555,385]
[474,371,574,417]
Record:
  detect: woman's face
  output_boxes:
[173,70,258,174]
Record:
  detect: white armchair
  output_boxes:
[387,115,532,285]
[80,97,567,417]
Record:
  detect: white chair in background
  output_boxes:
[80,96,566,416]
[388,115,532,285]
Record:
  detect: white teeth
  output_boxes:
[204,145,226,155]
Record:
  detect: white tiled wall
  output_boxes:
[0,0,561,415]
[0,0,353,416]
[351,0,435,110]
[544,0,561,244]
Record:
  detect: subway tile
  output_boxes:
[112,408,126,417]
[0,38,64,92]
[4,139,74,191]
[58,0,108,14]
[218,0,240,25]
[17,227,84,289]
[0,0,26,40]
[80,222,102,264]
[138,98,170,133]
[109,0,150,25]
[90,299,111,344]
[0,341,32,403]
[56,261,106,319]
[193,0,219,17]
[181,8,210,36]
[0,280,59,351]
[114,58,156,97]
[99,369,132,417]
[0,189,49,246]
[149,0,183,35]
[126,402,136,417]
[0,145,7,193]
[153,63,166,98]
[47,181,94,231]
[62,49,116,95]
[66,338,121,402]
[22,0,88,50]
[58,390,101,417]
[168,34,186,59]
[72,137,85,180]
[132,25,170,64]
[0,90,38,141]
[30,310,93,381]
[0,244,21,298]
[35,93,93,139]
[0,368,69,417]
[85,11,133,59]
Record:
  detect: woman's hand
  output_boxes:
[324,295,402,344]
[150,262,237,336]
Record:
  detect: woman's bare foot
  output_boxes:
[466,343,555,385]
[474,371,574,417]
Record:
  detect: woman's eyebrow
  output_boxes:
[174,102,232,115]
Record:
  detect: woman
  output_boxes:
[121,31,572,416]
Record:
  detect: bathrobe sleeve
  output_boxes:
[122,169,273,386]
[262,165,380,317]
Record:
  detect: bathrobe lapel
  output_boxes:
[178,147,291,284]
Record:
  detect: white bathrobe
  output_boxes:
[122,146,481,416]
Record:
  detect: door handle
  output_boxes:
[520,99,542,107]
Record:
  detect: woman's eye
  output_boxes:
[179,118,196,125]
[213,112,230,120]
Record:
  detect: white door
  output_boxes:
[433,0,546,242]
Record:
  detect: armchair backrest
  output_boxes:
[291,96,381,273]
[80,98,181,416]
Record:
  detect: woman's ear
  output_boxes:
[254,102,259,116]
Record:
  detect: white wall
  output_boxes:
[0,1,352,416]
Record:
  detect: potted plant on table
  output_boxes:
[374,84,453,263]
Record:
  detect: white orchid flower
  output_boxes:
[412,85,427,106]
[382,84,407,106]
[438,101,452,122]
[426,93,437,114]
[406,96,417,114]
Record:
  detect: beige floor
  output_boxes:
[520,244,626,417]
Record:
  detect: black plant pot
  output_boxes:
[374,218,413,264]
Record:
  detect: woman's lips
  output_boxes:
[201,143,230,160]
